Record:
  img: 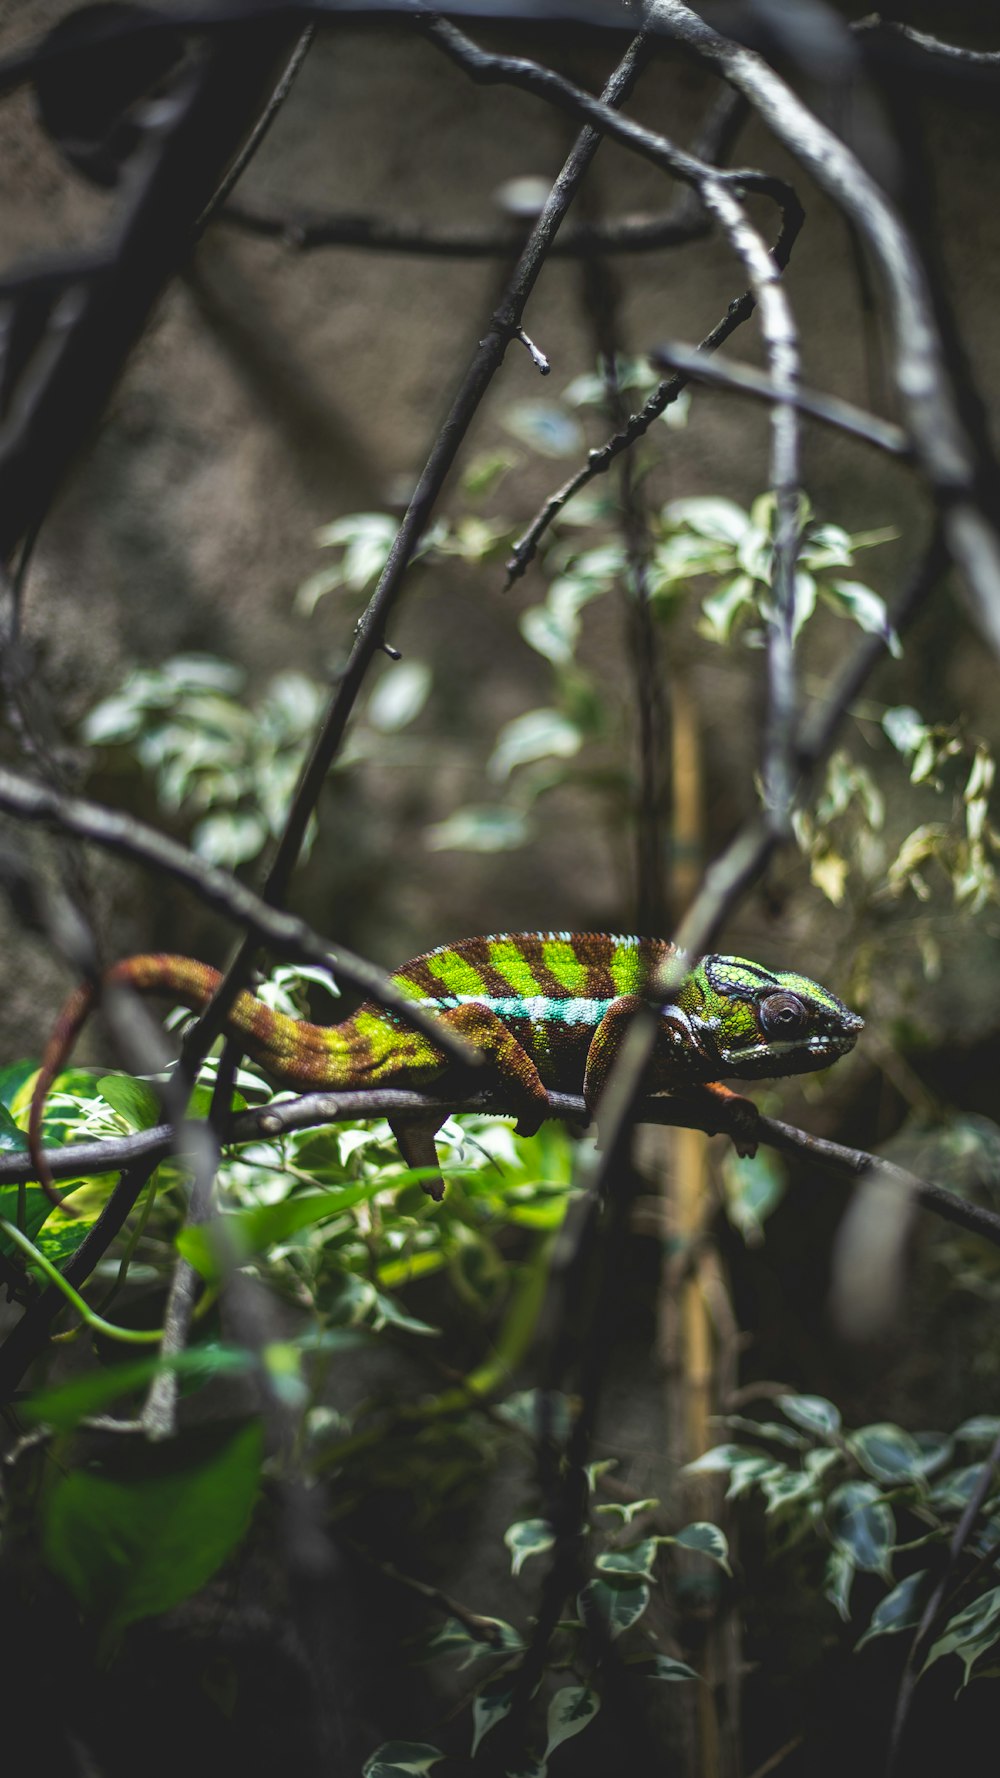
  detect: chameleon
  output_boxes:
[29,932,862,1200]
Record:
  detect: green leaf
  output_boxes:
[175,1183,388,1280]
[778,1393,842,1438]
[43,1419,262,1649]
[0,1061,35,1114]
[543,1684,600,1757]
[827,1481,894,1578]
[578,1577,650,1639]
[96,1074,162,1131]
[595,1538,659,1579]
[471,1679,515,1756]
[0,1101,28,1151]
[857,1570,929,1650]
[362,1743,444,1778]
[922,1585,1000,1687]
[21,1345,252,1430]
[669,1522,731,1573]
[504,1518,555,1578]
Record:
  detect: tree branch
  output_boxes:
[648,340,910,456]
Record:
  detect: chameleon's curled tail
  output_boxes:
[29,978,101,1205]
[28,954,370,1206]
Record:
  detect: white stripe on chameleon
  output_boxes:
[422,993,616,1026]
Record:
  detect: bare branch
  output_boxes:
[648,341,909,456]
[505,199,804,586]
[649,0,1000,661]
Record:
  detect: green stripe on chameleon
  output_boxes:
[541,938,588,993]
[610,940,642,997]
[425,949,488,998]
[777,972,845,1015]
[391,970,434,1001]
[488,939,544,999]
[353,1009,440,1075]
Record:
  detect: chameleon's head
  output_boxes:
[678,955,864,1080]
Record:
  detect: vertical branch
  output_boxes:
[698,177,801,829]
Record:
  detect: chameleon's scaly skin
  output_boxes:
[31,933,863,1201]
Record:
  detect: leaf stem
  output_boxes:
[0,1218,164,1345]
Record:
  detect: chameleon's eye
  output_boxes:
[760,992,808,1036]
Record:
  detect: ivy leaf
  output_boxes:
[425,806,530,853]
[543,1684,600,1757]
[637,1654,699,1682]
[922,1585,1000,1688]
[504,1518,555,1578]
[668,1522,731,1573]
[362,1743,444,1778]
[827,1481,894,1578]
[882,705,927,755]
[848,1424,929,1485]
[502,401,584,457]
[578,1577,650,1639]
[595,1538,659,1579]
[471,1679,514,1756]
[43,1419,262,1654]
[825,1547,856,1621]
[721,1148,786,1244]
[824,578,902,657]
[777,1393,842,1438]
[664,496,750,544]
[366,662,431,733]
[488,709,582,781]
[425,1615,523,1668]
[857,1570,929,1650]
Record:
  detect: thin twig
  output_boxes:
[648,341,909,456]
[505,202,803,587]
[0,765,475,1062]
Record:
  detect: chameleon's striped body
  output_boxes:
[31,933,863,1201]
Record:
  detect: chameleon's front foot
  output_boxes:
[688,1082,760,1156]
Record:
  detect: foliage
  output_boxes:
[81,650,431,867]
[689,1393,1000,1691]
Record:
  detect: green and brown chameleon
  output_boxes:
[29,932,862,1199]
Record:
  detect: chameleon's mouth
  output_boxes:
[725,1022,863,1078]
